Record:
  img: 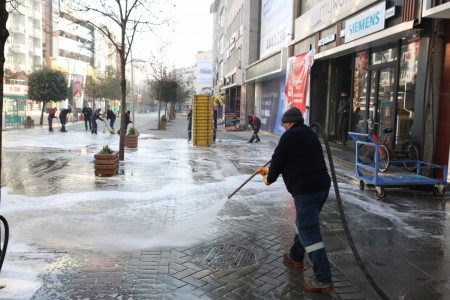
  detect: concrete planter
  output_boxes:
[94,151,119,176]
[125,135,138,148]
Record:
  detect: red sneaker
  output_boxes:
[303,277,334,293]
[282,253,304,268]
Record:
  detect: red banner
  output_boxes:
[284,50,315,124]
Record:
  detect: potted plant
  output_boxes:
[159,115,166,130]
[94,145,119,176]
[125,127,138,148]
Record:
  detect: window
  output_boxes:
[396,39,419,144]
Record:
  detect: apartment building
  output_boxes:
[5,0,44,76]
[4,0,44,124]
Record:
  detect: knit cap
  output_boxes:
[281,107,304,124]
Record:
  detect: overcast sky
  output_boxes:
[134,0,213,69]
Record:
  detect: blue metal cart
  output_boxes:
[348,132,447,198]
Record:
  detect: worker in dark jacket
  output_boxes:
[106,109,116,134]
[82,104,92,131]
[117,111,132,135]
[258,107,333,294]
[247,114,261,143]
[59,108,72,132]
[91,108,104,134]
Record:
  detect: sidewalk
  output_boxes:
[1,112,449,300]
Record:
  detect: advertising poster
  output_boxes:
[260,79,280,132]
[284,49,315,124]
[73,75,83,96]
[196,60,213,84]
[260,0,294,59]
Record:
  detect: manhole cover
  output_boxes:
[191,244,257,270]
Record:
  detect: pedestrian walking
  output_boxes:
[47,107,57,132]
[187,108,192,142]
[247,114,261,143]
[117,111,132,135]
[337,91,350,145]
[82,104,92,131]
[106,109,116,134]
[258,107,333,294]
[59,108,72,132]
[91,108,104,134]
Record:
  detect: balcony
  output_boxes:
[11,44,26,53]
[10,25,25,34]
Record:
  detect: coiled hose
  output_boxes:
[311,122,390,300]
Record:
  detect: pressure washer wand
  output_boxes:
[227,159,271,199]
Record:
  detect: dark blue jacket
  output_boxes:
[267,122,330,196]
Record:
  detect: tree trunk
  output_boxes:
[1,1,10,138]
[118,27,127,161]
[40,101,46,125]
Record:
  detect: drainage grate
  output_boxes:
[191,244,257,270]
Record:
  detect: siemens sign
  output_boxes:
[345,2,386,43]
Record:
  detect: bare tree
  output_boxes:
[66,0,172,160]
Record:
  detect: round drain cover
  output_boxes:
[191,244,257,270]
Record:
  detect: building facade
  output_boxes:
[291,0,449,174]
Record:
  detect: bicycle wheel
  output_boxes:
[402,143,419,171]
[357,144,374,164]
[377,144,390,172]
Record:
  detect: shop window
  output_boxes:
[371,47,398,64]
[396,38,419,145]
[352,51,368,133]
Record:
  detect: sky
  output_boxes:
[134,0,214,69]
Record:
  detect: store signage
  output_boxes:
[318,34,336,47]
[294,0,377,42]
[345,2,386,43]
[385,6,396,19]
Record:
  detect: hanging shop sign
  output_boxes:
[345,2,386,43]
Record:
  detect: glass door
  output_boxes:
[368,66,396,144]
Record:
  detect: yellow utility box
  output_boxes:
[192,95,213,147]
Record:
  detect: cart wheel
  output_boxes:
[402,143,420,171]
[433,185,445,197]
[375,186,386,198]
[359,180,365,190]
[378,145,390,172]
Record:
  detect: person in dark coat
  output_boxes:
[117,111,132,135]
[337,91,350,145]
[247,114,261,143]
[106,109,116,134]
[82,104,92,131]
[59,108,72,132]
[187,108,192,142]
[91,108,104,134]
[258,107,333,294]
[47,107,57,132]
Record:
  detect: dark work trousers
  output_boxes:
[337,113,349,143]
[213,110,218,142]
[84,117,91,130]
[248,125,261,143]
[290,190,332,284]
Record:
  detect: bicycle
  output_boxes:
[358,128,420,172]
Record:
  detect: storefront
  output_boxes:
[293,0,427,152]
[223,86,241,131]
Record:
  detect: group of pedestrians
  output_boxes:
[48,104,132,135]
[47,107,72,132]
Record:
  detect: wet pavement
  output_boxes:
[0,111,449,300]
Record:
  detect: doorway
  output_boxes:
[367,62,397,144]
